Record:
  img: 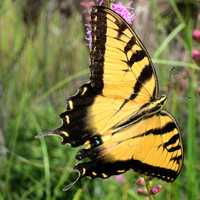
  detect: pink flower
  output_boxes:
[192,49,200,61]
[135,177,145,186]
[85,24,92,49]
[80,0,95,49]
[197,86,200,95]
[150,185,162,194]
[84,1,135,49]
[114,174,125,183]
[136,188,148,196]
[192,29,200,42]
[111,2,135,24]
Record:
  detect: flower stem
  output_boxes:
[144,177,154,200]
[104,0,111,7]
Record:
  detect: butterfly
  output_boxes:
[52,6,183,182]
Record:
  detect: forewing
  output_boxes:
[54,6,161,145]
[90,6,159,102]
[56,83,143,146]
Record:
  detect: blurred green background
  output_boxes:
[0,0,199,199]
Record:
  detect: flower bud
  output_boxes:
[192,29,200,42]
[136,188,148,196]
[114,175,125,183]
[111,2,135,24]
[136,177,145,186]
[192,49,200,60]
[150,185,162,194]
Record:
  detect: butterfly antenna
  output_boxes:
[63,170,81,191]
[166,67,192,103]
[35,129,60,139]
[166,67,176,98]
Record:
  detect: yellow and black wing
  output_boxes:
[53,6,183,182]
[90,6,159,101]
[56,6,159,145]
[75,111,183,182]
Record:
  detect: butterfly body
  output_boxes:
[112,95,167,130]
[54,6,183,182]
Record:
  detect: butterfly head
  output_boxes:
[147,95,167,114]
[158,95,167,106]
[153,95,167,109]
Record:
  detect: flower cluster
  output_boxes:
[192,29,200,65]
[114,174,125,183]
[111,2,135,24]
[135,177,162,197]
[115,176,162,197]
[80,0,135,49]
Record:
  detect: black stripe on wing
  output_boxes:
[130,64,153,100]
[124,36,136,53]
[90,7,107,92]
[57,83,97,147]
[75,158,178,182]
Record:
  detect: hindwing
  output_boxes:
[75,111,183,182]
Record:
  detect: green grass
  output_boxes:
[0,0,199,199]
